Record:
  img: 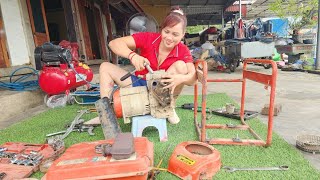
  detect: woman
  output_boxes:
[99,7,196,124]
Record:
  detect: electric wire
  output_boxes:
[59,54,100,88]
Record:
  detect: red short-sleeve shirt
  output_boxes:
[132,32,193,77]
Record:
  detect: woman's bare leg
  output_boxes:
[99,62,133,98]
[165,61,191,124]
[166,60,189,97]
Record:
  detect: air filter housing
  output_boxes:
[296,135,320,154]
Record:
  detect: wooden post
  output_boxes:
[0,14,9,68]
[128,0,143,13]
[61,0,77,42]
[103,1,117,64]
[69,0,84,59]
[94,6,107,60]
[77,0,93,60]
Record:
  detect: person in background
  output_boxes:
[99,7,197,124]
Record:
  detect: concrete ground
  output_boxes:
[0,63,319,171]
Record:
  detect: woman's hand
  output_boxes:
[161,74,185,94]
[131,54,150,71]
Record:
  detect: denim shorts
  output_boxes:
[131,75,147,87]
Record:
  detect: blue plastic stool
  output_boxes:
[131,115,168,142]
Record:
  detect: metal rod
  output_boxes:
[150,143,172,179]
[201,61,208,143]
[221,9,225,28]
[156,143,172,168]
[239,0,242,19]
[316,0,320,69]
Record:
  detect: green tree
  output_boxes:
[269,0,318,31]
[186,25,206,34]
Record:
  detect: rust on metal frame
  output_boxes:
[194,58,278,147]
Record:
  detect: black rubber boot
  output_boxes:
[95,97,121,139]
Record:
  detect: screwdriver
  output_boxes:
[180,103,211,113]
[120,63,153,81]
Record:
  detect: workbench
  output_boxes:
[275,44,315,63]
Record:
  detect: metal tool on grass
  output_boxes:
[149,143,172,179]
[46,125,95,137]
[179,103,211,112]
[223,165,289,172]
[46,110,90,139]
[179,103,259,121]
[232,134,242,142]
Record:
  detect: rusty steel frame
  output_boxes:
[194,59,277,147]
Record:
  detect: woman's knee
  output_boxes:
[168,61,188,74]
[99,62,113,73]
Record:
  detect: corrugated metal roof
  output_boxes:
[136,0,237,25]
[225,5,247,17]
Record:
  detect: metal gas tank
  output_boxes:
[39,63,93,95]
[43,137,153,180]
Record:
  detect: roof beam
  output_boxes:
[187,0,191,6]
[205,0,209,6]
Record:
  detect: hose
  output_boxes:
[59,54,100,88]
[0,67,39,91]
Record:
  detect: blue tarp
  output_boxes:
[269,18,290,37]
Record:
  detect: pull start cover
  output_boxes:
[168,141,221,180]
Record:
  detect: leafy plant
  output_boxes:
[269,0,318,31]
[186,25,207,34]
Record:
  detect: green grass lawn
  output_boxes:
[1,93,319,179]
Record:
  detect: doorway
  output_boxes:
[26,0,50,47]
[77,0,107,60]
[27,0,70,46]
[43,0,68,44]
[27,0,107,60]
[85,7,101,59]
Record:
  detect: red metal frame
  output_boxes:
[194,59,277,147]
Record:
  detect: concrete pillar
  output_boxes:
[315,0,320,69]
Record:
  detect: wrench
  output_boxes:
[223,165,289,172]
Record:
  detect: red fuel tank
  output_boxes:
[39,63,93,95]
[43,137,153,180]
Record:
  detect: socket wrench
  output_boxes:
[120,63,153,81]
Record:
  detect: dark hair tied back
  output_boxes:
[161,6,187,31]
[170,6,184,16]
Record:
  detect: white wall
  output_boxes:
[0,0,32,66]
[20,0,35,66]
